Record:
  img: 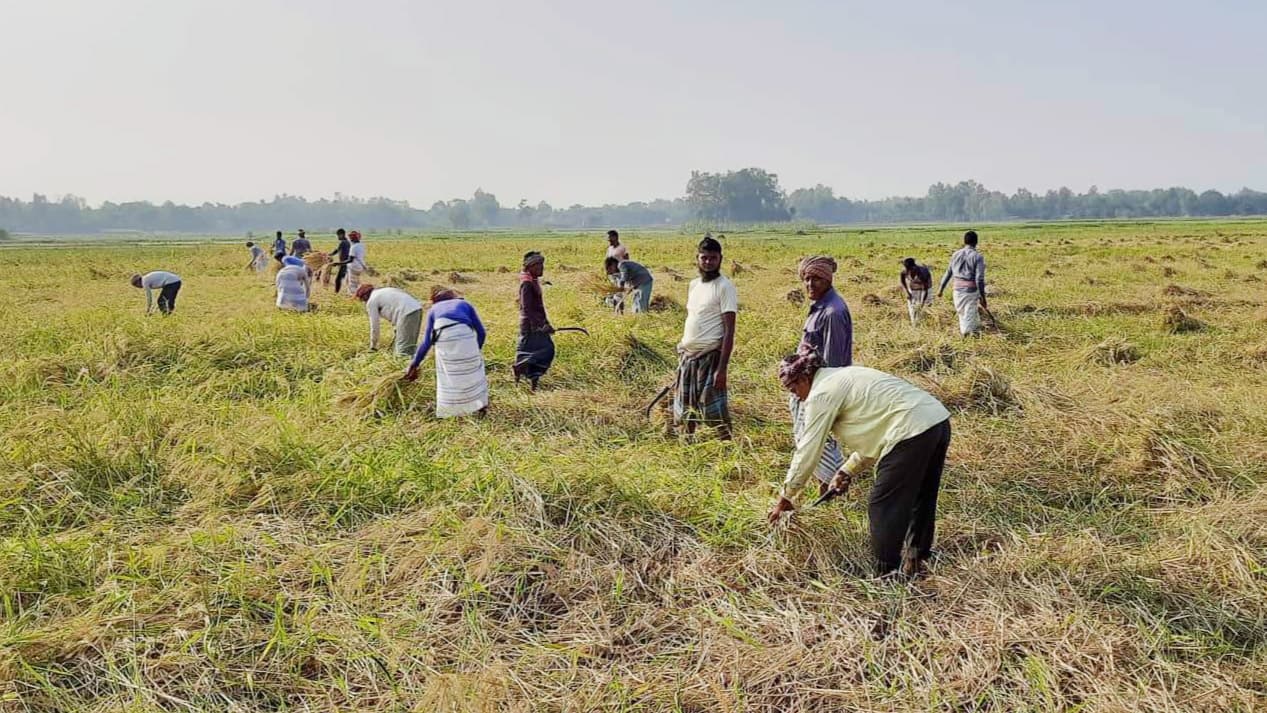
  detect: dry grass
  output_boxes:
[2,221,1267,711]
[1162,304,1205,333]
[1085,337,1142,365]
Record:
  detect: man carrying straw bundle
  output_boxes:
[130,271,182,315]
[673,236,736,439]
[767,353,951,578]
[791,255,852,493]
[900,257,935,326]
[405,286,489,418]
[514,251,555,391]
[356,283,423,356]
[938,230,987,336]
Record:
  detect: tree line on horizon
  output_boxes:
[2,169,1266,235]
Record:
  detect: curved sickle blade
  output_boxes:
[553,326,590,336]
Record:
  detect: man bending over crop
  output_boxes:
[131,271,182,315]
[900,257,935,326]
[768,352,951,578]
[356,283,424,356]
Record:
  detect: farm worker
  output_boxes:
[605,229,630,262]
[275,256,311,312]
[271,231,287,263]
[329,228,351,294]
[290,229,312,257]
[938,230,987,336]
[513,251,555,391]
[404,286,490,418]
[246,241,268,272]
[900,257,935,326]
[346,230,370,295]
[605,256,654,314]
[791,255,853,493]
[130,270,182,315]
[356,283,423,356]
[767,353,952,578]
[673,236,736,439]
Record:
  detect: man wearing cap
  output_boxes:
[791,255,853,493]
[673,236,737,439]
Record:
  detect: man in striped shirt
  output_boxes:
[937,230,987,336]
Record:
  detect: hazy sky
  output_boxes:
[3,0,1264,207]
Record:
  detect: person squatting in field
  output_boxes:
[131,271,182,315]
[938,230,987,336]
[405,286,490,418]
[275,256,311,312]
[357,283,424,356]
[329,228,351,294]
[900,257,935,326]
[673,236,737,439]
[605,256,654,314]
[768,352,952,578]
[514,251,555,391]
[791,255,853,495]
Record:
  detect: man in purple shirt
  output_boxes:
[799,256,853,367]
[791,255,853,492]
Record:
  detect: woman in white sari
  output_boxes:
[403,287,489,418]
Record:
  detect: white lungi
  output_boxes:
[433,318,490,418]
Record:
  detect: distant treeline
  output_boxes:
[2,171,1266,235]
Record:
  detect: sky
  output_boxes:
[2,0,1265,208]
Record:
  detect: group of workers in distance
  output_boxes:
[127,228,991,578]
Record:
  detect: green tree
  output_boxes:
[447,199,471,229]
[471,189,500,227]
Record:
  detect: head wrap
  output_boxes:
[355,284,375,301]
[698,236,722,254]
[349,231,361,242]
[282,256,305,267]
[430,285,459,302]
[778,351,822,389]
[523,251,545,270]
[798,255,837,283]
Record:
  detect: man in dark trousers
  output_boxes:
[513,251,554,391]
[328,228,351,294]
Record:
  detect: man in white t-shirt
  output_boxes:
[130,271,182,315]
[673,235,737,439]
[356,283,424,356]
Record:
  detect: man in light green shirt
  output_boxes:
[767,355,952,577]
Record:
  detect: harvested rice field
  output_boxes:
[2,220,1266,711]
